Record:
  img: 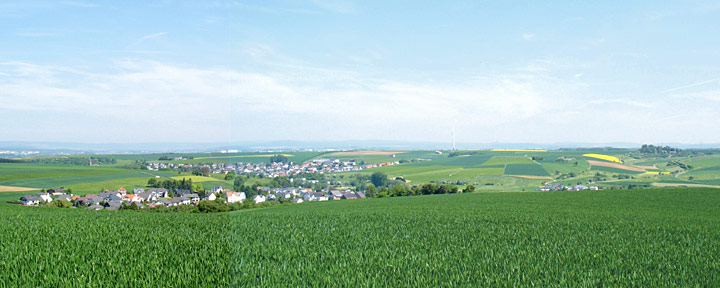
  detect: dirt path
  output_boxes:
[330,151,405,156]
[0,186,38,192]
[587,160,646,172]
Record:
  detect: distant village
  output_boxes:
[146,158,401,178]
[19,185,367,211]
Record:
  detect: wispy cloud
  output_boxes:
[0,59,572,141]
[312,0,357,14]
[661,78,720,93]
[522,33,535,40]
[128,32,168,48]
[589,98,655,108]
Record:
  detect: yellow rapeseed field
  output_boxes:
[583,154,622,163]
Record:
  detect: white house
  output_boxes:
[253,195,266,204]
[292,198,304,204]
[226,192,246,203]
[212,186,224,194]
[20,195,40,206]
[204,193,217,201]
[37,193,52,203]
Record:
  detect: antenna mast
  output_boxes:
[452,128,456,151]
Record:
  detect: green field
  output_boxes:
[504,164,550,176]
[1,189,719,286]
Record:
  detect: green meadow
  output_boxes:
[2,189,719,286]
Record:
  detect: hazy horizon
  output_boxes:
[2,1,720,144]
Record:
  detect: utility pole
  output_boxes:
[452,128,456,151]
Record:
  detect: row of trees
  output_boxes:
[366,183,474,198]
[269,154,289,163]
[147,178,203,197]
[640,144,681,154]
[28,156,116,166]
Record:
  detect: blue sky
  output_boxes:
[1,0,720,144]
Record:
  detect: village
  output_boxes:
[19,185,367,211]
[146,158,401,178]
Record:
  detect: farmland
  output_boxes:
[2,148,720,194]
[1,189,719,286]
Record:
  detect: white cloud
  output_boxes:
[312,0,357,14]
[522,33,535,40]
[2,58,717,143]
[128,32,168,48]
[0,59,569,142]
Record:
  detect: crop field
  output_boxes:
[480,156,535,166]
[504,164,550,176]
[583,153,623,163]
[591,166,646,175]
[406,154,492,167]
[1,189,719,286]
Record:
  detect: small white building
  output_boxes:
[226,192,246,203]
[37,193,52,203]
[253,195,266,204]
[204,193,217,201]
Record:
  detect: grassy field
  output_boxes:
[504,164,550,176]
[1,189,718,286]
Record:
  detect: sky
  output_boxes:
[1,0,720,145]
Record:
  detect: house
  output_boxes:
[292,198,304,204]
[54,194,72,202]
[226,192,245,203]
[176,189,191,196]
[20,195,41,206]
[104,202,122,210]
[253,195,266,204]
[187,193,200,203]
[211,186,224,194]
[36,193,53,203]
[356,191,366,199]
[117,187,127,195]
[341,192,358,200]
[330,190,345,199]
[86,205,104,210]
[203,193,217,201]
[157,199,175,207]
[148,188,168,198]
[133,188,145,194]
[122,194,137,202]
[103,194,122,203]
[574,185,589,191]
[267,194,278,201]
[46,188,67,195]
[275,192,292,200]
[137,192,156,202]
[303,192,328,202]
[174,197,192,205]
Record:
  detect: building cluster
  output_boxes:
[146,159,400,178]
[19,185,367,211]
[538,184,600,191]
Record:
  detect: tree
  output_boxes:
[224,171,236,180]
[391,185,406,197]
[365,184,377,198]
[47,199,72,208]
[465,184,475,193]
[200,166,210,177]
[269,154,289,163]
[370,172,388,188]
[147,178,158,187]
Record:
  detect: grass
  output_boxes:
[504,164,550,176]
[1,189,719,286]
[481,156,535,166]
